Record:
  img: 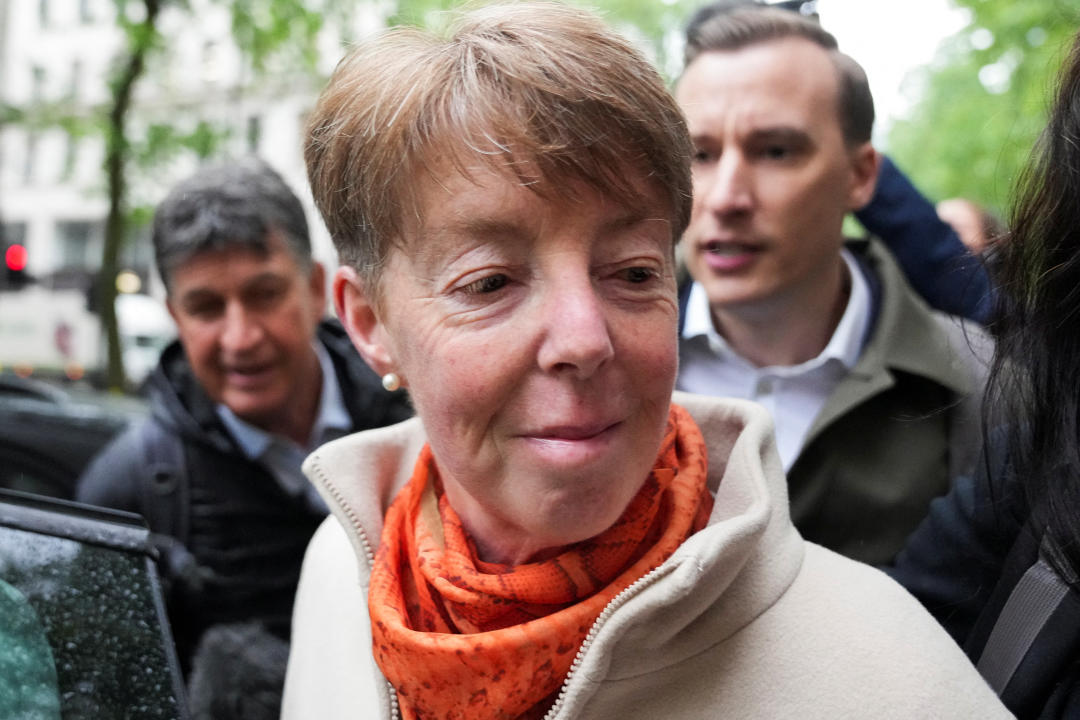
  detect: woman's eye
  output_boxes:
[461,274,509,295]
[692,148,715,164]
[620,267,657,284]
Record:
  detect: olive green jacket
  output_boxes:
[787,238,991,564]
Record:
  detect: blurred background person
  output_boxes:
[675,4,991,565]
[282,4,1008,718]
[937,196,1006,254]
[76,158,412,717]
[890,29,1080,719]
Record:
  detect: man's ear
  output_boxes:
[847,143,881,211]
[334,265,395,377]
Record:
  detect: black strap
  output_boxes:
[976,534,1074,694]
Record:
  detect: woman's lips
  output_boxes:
[700,240,761,272]
[532,421,617,441]
[519,421,623,467]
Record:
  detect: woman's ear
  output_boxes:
[334,265,395,377]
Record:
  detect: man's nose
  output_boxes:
[536,275,614,380]
[701,152,754,217]
[220,302,263,353]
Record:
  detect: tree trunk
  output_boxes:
[99,0,161,391]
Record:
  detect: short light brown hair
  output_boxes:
[305,2,693,291]
[683,5,874,146]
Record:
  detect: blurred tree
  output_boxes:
[887,0,1079,217]
[389,0,699,79]
[12,0,686,391]
[3,0,352,391]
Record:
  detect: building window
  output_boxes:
[23,133,39,185]
[31,66,46,102]
[1,223,28,248]
[246,115,261,153]
[56,221,102,270]
[79,0,93,23]
[61,134,79,182]
[69,60,83,100]
[38,0,49,28]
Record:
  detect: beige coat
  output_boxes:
[282,392,1011,719]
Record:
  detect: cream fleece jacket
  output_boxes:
[282,392,1011,719]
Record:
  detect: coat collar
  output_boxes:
[805,238,990,442]
[302,392,806,678]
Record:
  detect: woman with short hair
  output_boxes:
[283,4,1008,718]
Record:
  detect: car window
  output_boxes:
[0,490,189,719]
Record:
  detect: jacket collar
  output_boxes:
[802,238,989,443]
[846,237,980,394]
[302,392,805,677]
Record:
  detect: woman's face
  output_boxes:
[337,163,679,565]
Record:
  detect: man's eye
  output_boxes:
[461,274,509,295]
[762,145,792,160]
[185,301,223,318]
[247,286,285,308]
[692,148,715,164]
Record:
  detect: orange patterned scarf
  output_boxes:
[368,403,712,720]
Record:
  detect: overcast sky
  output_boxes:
[818,0,970,143]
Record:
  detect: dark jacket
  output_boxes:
[889,445,1080,719]
[678,238,991,565]
[855,154,994,324]
[76,320,412,671]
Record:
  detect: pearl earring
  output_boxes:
[381,372,401,392]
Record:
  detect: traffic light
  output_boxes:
[4,244,31,289]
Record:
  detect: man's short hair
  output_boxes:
[152,157,312,291]
[683,3,874,146]
[304,1,693,292]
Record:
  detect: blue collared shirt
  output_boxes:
[217,341,350,514]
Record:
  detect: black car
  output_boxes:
[0,488,189,718]
[0,373,146,499]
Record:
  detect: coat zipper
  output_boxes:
[542,564,669,720]
[330,475,669,720]
[324,480,401,720]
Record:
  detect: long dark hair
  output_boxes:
[987,32,1080,571]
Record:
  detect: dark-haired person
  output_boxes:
[76,158,412,701]
[890,28,1080,719]
[674,5,991,565]
[281,4,1008,718]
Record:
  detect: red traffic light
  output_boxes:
[5,244,28,272]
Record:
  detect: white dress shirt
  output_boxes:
[677,249,872,470]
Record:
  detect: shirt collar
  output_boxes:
[217,340,352,458]
[680,247,871,373]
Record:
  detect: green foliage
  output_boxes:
[887,0,1080,217]
[219,0,326,73]
[134,120,228,170]
[388,0,698,80]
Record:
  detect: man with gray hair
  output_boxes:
[674,3,989,564]
[77,158,411,701]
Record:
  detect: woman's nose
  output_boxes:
[536,278,614,379]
